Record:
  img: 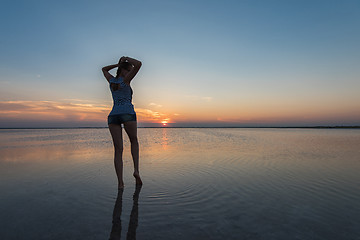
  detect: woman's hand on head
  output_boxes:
[119,56,127,63]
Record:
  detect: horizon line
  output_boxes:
[1,126,359,130]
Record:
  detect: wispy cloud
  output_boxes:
[136,108,171,123]
[201,97,213,102]
[0,100,178,126]
[149,102,163,108]
[185,95,213,102]
[0,100,108,122]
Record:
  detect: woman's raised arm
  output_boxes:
[120,57,142,84]
[102,64,118,82]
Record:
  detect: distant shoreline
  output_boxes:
[1,126,359,130]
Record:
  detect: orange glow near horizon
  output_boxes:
[0,100,359,127]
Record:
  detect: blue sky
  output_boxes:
[1,0,359,127]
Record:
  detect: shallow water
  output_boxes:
[0,128,359,239]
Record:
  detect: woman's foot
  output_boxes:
[133,172,143,185]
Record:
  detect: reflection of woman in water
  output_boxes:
[102,56,143,189]
[109,185,142,240]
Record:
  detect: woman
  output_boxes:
[102,56,143,189]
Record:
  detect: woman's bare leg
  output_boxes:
[109,123,124,189]
[124,121,143,185]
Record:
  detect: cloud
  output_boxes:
[0,100,179,127]
[149,102,163,108]
[185,95,213,102]
[135,108,171,123]
[201,97,213,102]
[0,100,109,123]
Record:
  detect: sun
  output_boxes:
[161,120,168,126]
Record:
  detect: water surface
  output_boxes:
[0,128,359,239]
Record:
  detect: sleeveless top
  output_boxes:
[108,77,135,116]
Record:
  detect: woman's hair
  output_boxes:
[116,62,132,78]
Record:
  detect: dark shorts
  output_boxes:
[108,114,137,125]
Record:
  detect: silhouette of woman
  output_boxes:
[102,56,143,189]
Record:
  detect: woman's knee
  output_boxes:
[114,144,124,153]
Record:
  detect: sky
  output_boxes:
[1,0,359,127]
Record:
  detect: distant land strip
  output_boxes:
[1,126,359,129]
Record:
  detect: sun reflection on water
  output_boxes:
[161,128,169,150]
